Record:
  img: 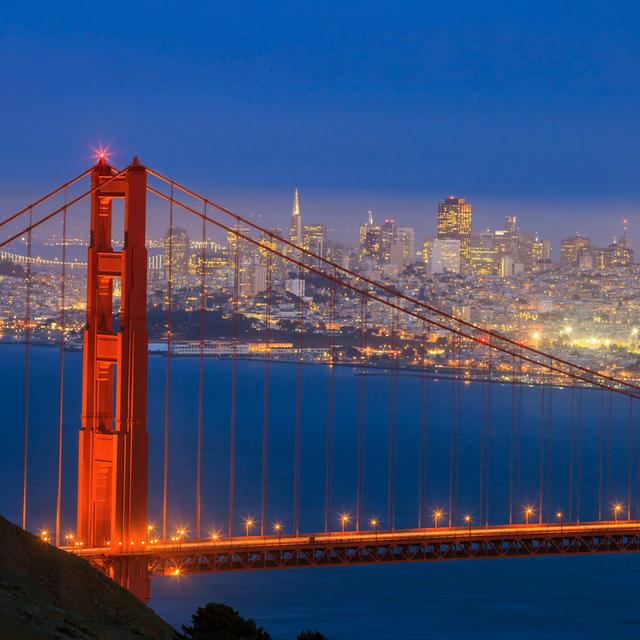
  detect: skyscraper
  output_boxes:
[288,188,303,247]
[359,210,381,262]
[303,224,327,258]
[163,225,191,286]
[437,196,473,270]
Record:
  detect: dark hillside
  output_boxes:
[0,515,177,639]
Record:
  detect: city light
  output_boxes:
[340,513,350,533]
[244,517,255,537]
[433,510,443,528]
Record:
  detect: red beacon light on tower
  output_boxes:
[93,146,110,164]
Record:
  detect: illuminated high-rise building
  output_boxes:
[560,234,590,266]
[288,188,303,247]
[470,231,496,275]
[303,224,327,258]
[437,196,473,270]
[359,210,381,262]
[380,219,397,264]
[163,225,191,286]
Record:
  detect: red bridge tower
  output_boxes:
[77,157,149,600]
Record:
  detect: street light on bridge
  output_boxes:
[340,513,350,533]
[273,521,283,542]
[464,514,472,534]
[613,503,623,522]
[244,517,255,537]
[433,510,443,528]
[524,506,534,525]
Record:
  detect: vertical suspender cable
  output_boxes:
[293,263,303,535]
[627,396,632,520]
[606,392,612,513]
[356,294,367,531]
[228,218,240,537]
[509,353,515,525]
[577,387,583,522]
[538,371,545,524]
[479,342,486,524]
[162,187,174,541]
[516,346,523,512]
[196,204,206,540]
[418,324,429,527]
[485,342,492,526]
[637,400,640,519]
[448,334,455,527]
[455,334,462,524]
[387,307,399,530]
[324,274,335,532]
[260,252,272,536]
[598,389,604,520]
[55,192,68,546]
[568,380,575,522]
[22,208,33,530]
[546,370,552,521]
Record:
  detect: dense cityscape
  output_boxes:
[1,191,638,383]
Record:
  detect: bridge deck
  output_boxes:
[70,520,640,576]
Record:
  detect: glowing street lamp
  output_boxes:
[244,517,255,537]
[433,510,443,528]
[40,529,50,544]
[369,518,379,537]
[613,503,623,522]
[340,513,350,533]
[273,521,283,542]
[146,523,155,544]
[524,506,534,525]
[210,530,221,542]
[464,514,472,534]
[556,511,564,533]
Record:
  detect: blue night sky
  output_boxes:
[1,1,639,247]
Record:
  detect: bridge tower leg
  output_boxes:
[77,157,149,601]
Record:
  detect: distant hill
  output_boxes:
[0,515,178,639]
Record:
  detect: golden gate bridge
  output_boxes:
[2,156,640,602]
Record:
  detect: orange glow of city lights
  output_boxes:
[340,513,350,532]
[433,510,443,527]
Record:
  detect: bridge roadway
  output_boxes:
[70,520,640,576]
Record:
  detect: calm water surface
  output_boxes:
[1,344,639,639]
